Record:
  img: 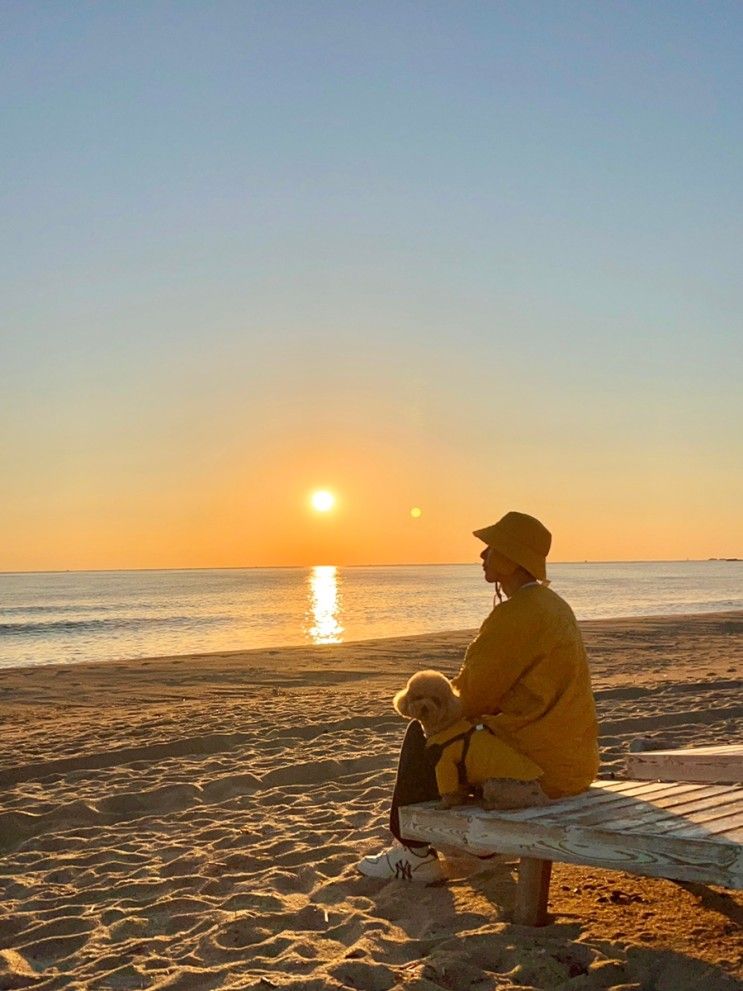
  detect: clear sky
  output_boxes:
[2,1,742,570]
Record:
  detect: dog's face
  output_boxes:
[393,670,462,736]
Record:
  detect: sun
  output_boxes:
[310,489,335,513]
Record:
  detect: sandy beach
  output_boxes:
[1,610,741,990]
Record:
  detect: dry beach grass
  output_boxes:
[1,611,741,990]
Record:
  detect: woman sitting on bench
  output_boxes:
[358,510,600,883]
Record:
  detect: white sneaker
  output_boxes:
[357,841,444,883]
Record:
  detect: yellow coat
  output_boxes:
[426,716,543,797]
[451,584,599,798]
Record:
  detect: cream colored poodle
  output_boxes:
[394,669,548,811]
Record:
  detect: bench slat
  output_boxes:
[462,782,735,831]
[584,781,709,803]
[489,780,702,824]
[653,808,743,838]
[607,791,743,835]
[542,783,736,829]
[612,808,743,840]
[658,794,743,820]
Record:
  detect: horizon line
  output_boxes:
[1,558,738,577]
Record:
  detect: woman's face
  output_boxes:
[480,546,520,591]
[480,546,502,585]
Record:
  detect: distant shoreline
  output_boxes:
[1,558,741,576]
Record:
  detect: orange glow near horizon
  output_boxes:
[2,473,741,572]
[2,411,741,571]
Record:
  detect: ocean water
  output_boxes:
[0,561,740,670]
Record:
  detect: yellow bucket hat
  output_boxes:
[473,511,552,583]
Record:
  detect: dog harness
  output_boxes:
[427,722,494,787]
[425,716,543,797]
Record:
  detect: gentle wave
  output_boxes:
[0,616,228,637]
[2,604,83,615]
[0,602,151,615]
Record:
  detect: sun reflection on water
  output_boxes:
[307,565,344,644]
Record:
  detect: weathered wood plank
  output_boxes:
[651,785,743,811]
[485,780,705,827]
[550,783,732,829]
[588,783,743,840]
[495,782,731,833]
[659,793,743,820]
[607,789,743,834]
[612,809,743,840]
[652,807,743,837]
[402,804,742,885]
[644,783,739,806]
[399,794,743,889]
[626,744,743,784]
[590,779,701,798]
[583,780,708,804]
[635,802,743,837]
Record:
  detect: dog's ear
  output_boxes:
[393,687,410,717]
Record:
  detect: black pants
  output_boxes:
[389,721,440,848]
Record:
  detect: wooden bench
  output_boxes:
[399,776,743,925]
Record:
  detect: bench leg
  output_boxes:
[514,857,552,926]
